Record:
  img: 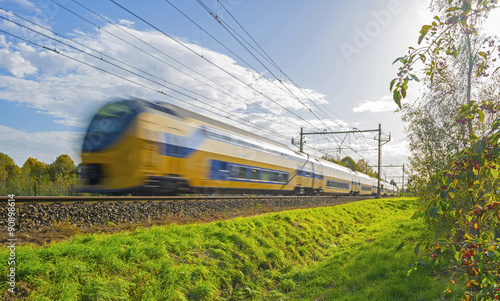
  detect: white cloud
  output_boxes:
[352,95,397,113]
[0,47,38,77]
[0,125,83,166]
[118,19,135,28]
[0,22,332,132]
[0,0,43,14]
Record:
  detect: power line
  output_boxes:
[0,25,290,141]
[108,0,324,133]
[64,0,298,126]
[193,0,381,163]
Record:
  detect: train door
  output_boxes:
[139,128,158,175]
[165,134,184,176]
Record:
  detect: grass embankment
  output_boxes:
[1,197,464,300]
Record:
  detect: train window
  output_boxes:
[262,170,270,181]
[229,165,239,178]
[252,169,259,180]
[272,172,279,182]
[281,174,288,183]
[82,100,141,152]
[238,167,247,179]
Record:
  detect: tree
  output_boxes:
[391,0,500,298]
[340,156,360,172]
[389,179,398,188]
[357,159,377,178]
[0,153,20,184]
[49,154,77,181]
[321,154,341,164]
[22,157,49,180]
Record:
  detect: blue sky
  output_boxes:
[0,0,498,185]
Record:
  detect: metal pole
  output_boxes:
[377,123,381,199]
[402,163,405,194]
[299,127,304,153]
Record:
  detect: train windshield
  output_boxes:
[82,101,141,152]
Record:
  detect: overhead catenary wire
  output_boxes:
[193,0,342,136]
[193,0,381,162]
[106,0,328,133]
[0,25,291,141]
[2,2,383,164]
[57,0,287,122]
[68,0,380,161]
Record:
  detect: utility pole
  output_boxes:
[377,124,382,198]
[299,127,304,153]
[402,163,405,193]
[368,164,406,193]
[296,124,390,199]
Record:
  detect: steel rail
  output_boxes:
[0,195,374,204]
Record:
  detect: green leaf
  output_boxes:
[487,251,495,260]
[410,74,420,82]
[418,25,432,45]
[411,210,425,219]
[395,242,406,253]
[479,51,487,59]
[475,140,487,154]
[392,56,404,64]
[414,242,421,256]
[491,168,499,178]
[390,78,398,92]
[478,110,485,123]
[419,54,426,62]
[429,206,438,218]
[445,6,461,12]
[393,90,402,108]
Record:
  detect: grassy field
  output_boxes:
[0,197,464,300]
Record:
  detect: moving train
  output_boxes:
[79,98,397,196]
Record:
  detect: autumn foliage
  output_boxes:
[391,0,500,299]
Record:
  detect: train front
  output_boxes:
[79,99,145,194]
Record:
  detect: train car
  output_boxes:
[322,161,354,196]
[357,172,375,196]
[79,99,385,196]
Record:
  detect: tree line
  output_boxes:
[321,154,378,179]
[0,153,78,196]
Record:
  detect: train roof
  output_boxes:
[139,98,291,150]
[132,98,380,182]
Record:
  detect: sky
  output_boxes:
[0,0,499,186]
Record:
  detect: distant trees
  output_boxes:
[340,156,359,171]
[0,153,20,184]
[0,153,79,196]
[321,154,377,178]
[49,154,77,181]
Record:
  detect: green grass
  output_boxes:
[0,198,464,300]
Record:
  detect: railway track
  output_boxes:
[0,195,379,242]
[0,195,376,204]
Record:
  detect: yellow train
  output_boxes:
[79,99,397,196]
